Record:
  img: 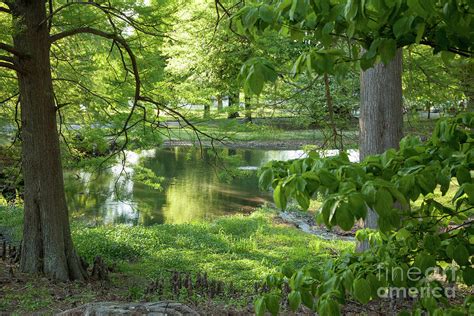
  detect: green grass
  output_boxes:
[73,208,353,290]
[0,205,353,309]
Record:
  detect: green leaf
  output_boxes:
[379,39,397,65]
[464,183,474,204]
[407,0,427,18]
[259,5,274,23]
[414,253,436,272]
[335,202,355,231]
[265,294,280,316]
[320,198,338,226]
[296,192,310,210]
[453,245,470,266]
[462,266,474,286]
[423,235,441,252]
[246,67,265,95]
[396,228,411,241]
[273,184,287,210]
[393,16,413,38]
[259,169,273,189]
[289,0,298,20]
[255,296,266,316]
[421,296,437,314]
[344,0,358,21]
[301,290,315,310]
[290,271,305,289]
[374,188,393,217]
[415,22,425,43]
[348,193,368,220]
[456,166,471,185]
[318,299,340,316]
[353,278,371,304]
[288,291,302,312]
[243,7,259,28]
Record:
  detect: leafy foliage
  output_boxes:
[256,114,474,314]
[234,0,473,92]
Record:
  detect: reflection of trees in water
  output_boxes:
[65,147,272,226]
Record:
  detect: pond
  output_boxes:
[64,147,358,226]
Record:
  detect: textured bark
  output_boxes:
[11,0,87,281]
[358,49,404,251]
[217,95,223,111]
[244,94,252,121]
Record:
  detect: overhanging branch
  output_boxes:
[0,61,18,72]
[0,55,14,63]
[0,7,10,14]
[0,42,25,58]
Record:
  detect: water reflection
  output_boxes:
[64,147,359,226]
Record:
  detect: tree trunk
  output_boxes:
[203,103,210,119]
[227,91,240,119]
[244,94,252,121]
[324,73,340,149]
[217,95,223,111]
[358,49,403,251]
[12,0,87,281]
[460,60,474,112]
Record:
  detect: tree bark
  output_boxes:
[11,0,86,281]
[227,91,240,119]
[324,73,340,149]
[244,94,252,121]
[460,60,474,112]
[203,103,210,119]
[358,48,403,251]
[217,94,223,111]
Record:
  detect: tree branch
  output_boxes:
[0,61,18,72]
[0,7,11,14]
[0,55,14,64]
[0,42,25,58]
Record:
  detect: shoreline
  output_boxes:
[162,139,353,150]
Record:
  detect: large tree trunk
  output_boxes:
[12,0,86,281]
[358,48,403,251]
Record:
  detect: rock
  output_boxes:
[57,301,199,316]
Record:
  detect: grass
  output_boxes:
[0,205,354,313]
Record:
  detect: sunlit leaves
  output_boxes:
[239,57,278,95]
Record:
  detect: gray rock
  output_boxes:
[57,301,199,316]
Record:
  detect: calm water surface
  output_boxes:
[64,147,358,226]
[64,147,307,225]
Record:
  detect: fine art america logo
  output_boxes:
[376,264,457,299]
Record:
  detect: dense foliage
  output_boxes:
[256,114,473,315]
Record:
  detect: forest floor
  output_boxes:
[0,206,353,314]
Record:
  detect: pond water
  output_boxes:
[64,147,358,226]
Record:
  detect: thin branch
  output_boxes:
[0,7,10,14]
[0,61,18,72]
[0,43,26,58]
[0,91,18,105]
[0,55,14,63]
